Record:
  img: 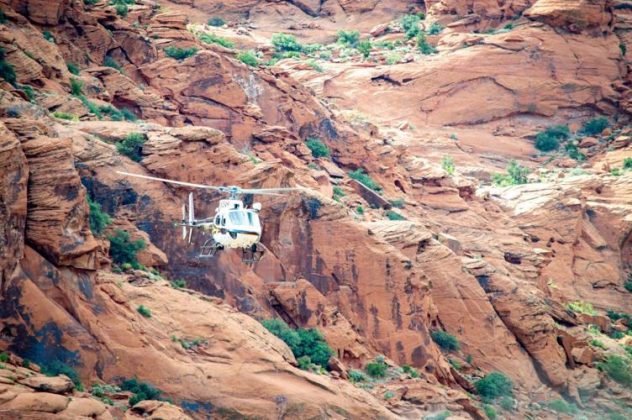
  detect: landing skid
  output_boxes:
[198,238,263,264]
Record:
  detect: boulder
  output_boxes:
[18,375,74,394]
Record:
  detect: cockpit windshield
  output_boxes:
[228,211,260,228]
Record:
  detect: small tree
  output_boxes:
[116,133,146,162]
[306,137,330,158]
[401,14,421,39]
[108,230,146,268]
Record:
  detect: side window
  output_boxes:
[215,215,220,225]
[221,217,226,226]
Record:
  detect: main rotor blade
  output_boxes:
[116,171,223,190]
[240,187,306,195]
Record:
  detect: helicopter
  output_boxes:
[116,171,304,263]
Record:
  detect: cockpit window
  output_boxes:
[228,211,247,226]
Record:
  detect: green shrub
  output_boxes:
[0,10,6,24]
[386,52,401,65]
[103,56,122,71]
[42,360,83,390]
[483,404,497,420]
[625,279,632,293]
[0,353,8,363]
[416,32,436,55]
[120,378,162,406]
[164,46,198,60]
[384,390,395,399]
[67,62,80,75]
[534,124,570,152]
[306,59,323,72]
[84,0,99,5]
[431,330,460,351]
[198,33,234,48]
[208,16,225,27]
[492,160,529,186]
[272,33,303,53]
[547,399,579,414]
[597,355,632,387]
[114,4,128,17]
[108,229,145,268]
[99,105,137,122]
[52,111,78,121]
[623,157,632,170]
[566,300,596,315]
[590,339,606,350]
[390,198,405,208]
[236,50,258,67]
[43,31,55,43]
[565,141,585,161]
[349,369,367,383]
[137,305,151,318]
[401,14,421,39]
[428,22,443,35]
[474,372,513,401]
[171,279,186,288]
[611,167,622,177]
[449,358,461,370]
[441,156,455,175]
[333,186,345,201]
[402,365,420,378]
[297,355,312,370]
[19,84,35,102]
[427,411,450,420]
[466,354,473,364]
[22,358,31,368]
[70,78,83,96]
[579,117,609,136]
[337,30,360,47]
[386,210,406,221]
[116,132,146,162]
[0,48,17,86]
[365,355,387,378]
[499,396,514,411]
[261,319,333,368]
[349,169,382,192]
[357,40,371,58]
[356,205,364,215]
[87,196,111,235]
[306,137,330,158]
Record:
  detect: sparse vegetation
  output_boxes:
[91,383,120,405]
[136,305,151,318]
[416,32,436,55]
[108,229,146,269]
[474,372,513,401]
[365,355,388,378]
[43,31,55,43]
[402,365,420,378]
[579,117,609,136]
[0,48,17,86]
[116,132,146,162]
[337,30,360,47]
[198,33,234,48]
[42,360,83,391]
[597,355,632,387]
[401,14,421,39]
[590,339,607,350]
[483,404,497,420]
[431,330,460,351]
[349,169,382,192]
[53,111,79,121]
[333,186,345,201]
[349,369,367,383]
[70,78,83,96]
[390,198,405,208]
[441,156,455,175]
[386,52,402,65]
[119,378,162,406]
[428,22,444,35]
[19,84,35,102]
[386,210,406,221]
[236,50,258,67]
[567,300,597,316]
[306,137,330,158]
[534,124,570,152]
[0,353,8,363]
[87,196,112,235]
[623,157,632,170]
[164,46,198,60]
[103,56,122,71]
[171,279,186,288]
[67,62,80,75]
[547,399,579,414]
[357,40,372,58]
[492,160,529,186]
[272,33,303,53]
[625,279,632,293]
[499,396,514,412]
[356,205,364,215]
[99,105,137,122]
[261,319,334,369]
[208,16,225,27]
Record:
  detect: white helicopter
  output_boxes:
[116,171,303,263]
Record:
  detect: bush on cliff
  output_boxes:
[430,330,460,351]
[272,33,303,53]
[261,318,334,369]
[579,117,609,136]
[492,160,529,186]
[597,355,632,387]
[305,137,330,158]
[534,124,570,152]
[0,48,16,87]
[474,372,513,401]
[116,132,146,162]
[108,229,146,269]
[164,46,198,60]
[349,169,382,192]
[120,378,162,406]
[87,196,111,235]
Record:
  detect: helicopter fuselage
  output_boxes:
[204,199,262,249]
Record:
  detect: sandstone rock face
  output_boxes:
[2,0,632,418]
